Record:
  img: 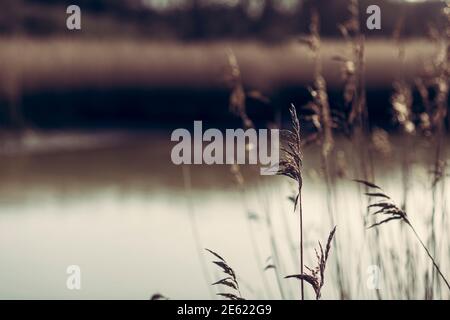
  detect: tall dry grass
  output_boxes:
[195,1,450,301]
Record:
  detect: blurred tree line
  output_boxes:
[0,0,446,40]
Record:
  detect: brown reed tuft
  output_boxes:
[278,104,303,190]
[206,248,245,300]
[355,179,408,229]
[336,0,366,127]
[285,226,337,300]
[226,49,254,130]
[355,180,450,292]
[150,293,169,300]
[391,80,415,134]
[371,128,392,157]
[278,104,305,299]
[299,9,335,157]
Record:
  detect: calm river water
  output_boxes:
[0,130,448,299]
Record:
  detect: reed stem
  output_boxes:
[406,220,450,291]
[299,188,304,300]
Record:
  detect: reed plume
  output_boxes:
[391,80,415,134]
[278,104,304,299]
[355,180,450,292]
[150,293,168,300]
[206,248,244,300]
[300,9,335,158]
[285,226,337,300]
[227,49,254,130]
[298,8,347,298]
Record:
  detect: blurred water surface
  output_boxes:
[0,131,448,299]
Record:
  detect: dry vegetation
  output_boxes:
[182,1,449,301]
[0,0,448,303]
[5,1,444,302]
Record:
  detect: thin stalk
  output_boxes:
[429,123,444,298]
[298,187,304,300]
[357,34,382,300]
[257,182,288,300]
[238,186,272,299]
[182,165,215,299]
[321,154,346,297]
[406,220,450,291]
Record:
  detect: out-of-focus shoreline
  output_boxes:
[0,37,438,96]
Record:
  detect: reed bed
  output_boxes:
[186,1,450,301]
